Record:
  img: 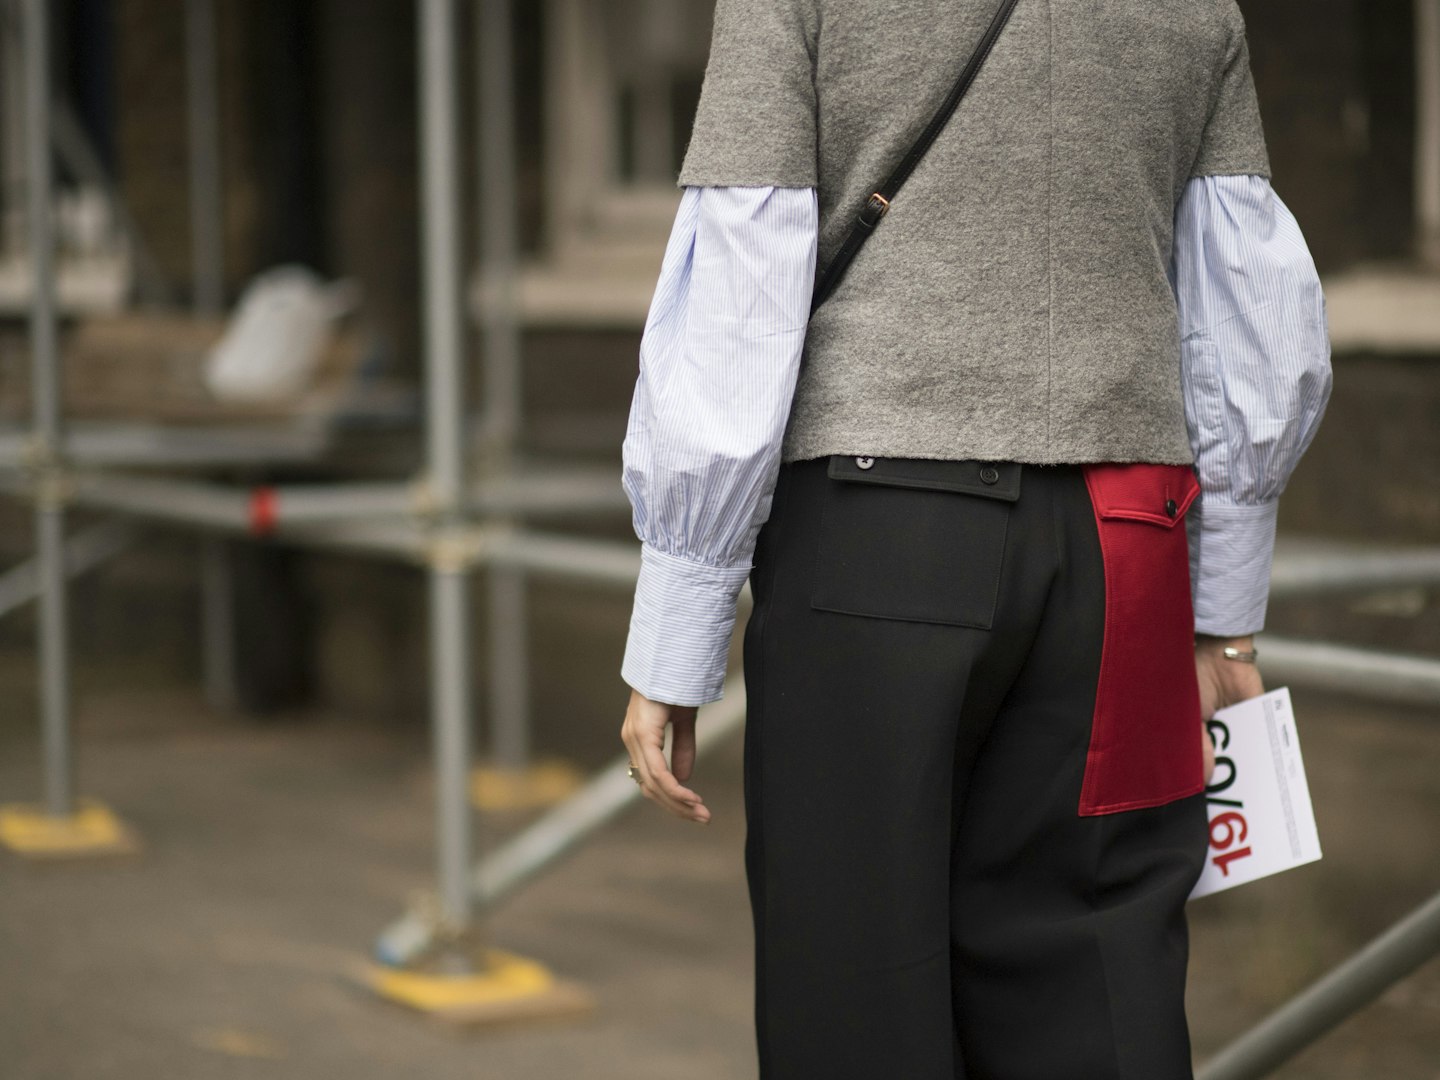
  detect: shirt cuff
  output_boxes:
[1187,498,1279,637]
[621,546,752,707]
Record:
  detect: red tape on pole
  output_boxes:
[248,487,278,537]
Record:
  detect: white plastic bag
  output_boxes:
[204,265,359,403]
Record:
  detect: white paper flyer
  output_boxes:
[1189,686,1323,900]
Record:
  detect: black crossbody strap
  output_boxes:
[810,0,1021,315]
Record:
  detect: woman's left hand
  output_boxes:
[621,688,711,824]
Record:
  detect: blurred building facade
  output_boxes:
[1,0,1438,718]
[4,0,1435,336]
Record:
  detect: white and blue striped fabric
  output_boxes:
[1173,175,1333,637]
[622,179,1332,706]
[620,187,818,706]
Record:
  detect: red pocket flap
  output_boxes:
[1083,462,1201,528]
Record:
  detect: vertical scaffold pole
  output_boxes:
[23,0,73,819]
[477,0,530,773]
[429,552,476,945]
[419,0,477,945]
[1418,0,1440,266]
[185,0,223,315]
[487,564,529,770]
[186,0,238,714]
[3,4,28,259]
[477,0,521,461]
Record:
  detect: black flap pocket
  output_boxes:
[811,456,1015,629]
[826,456,1022,501]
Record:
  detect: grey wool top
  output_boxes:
[679,0,1271,466]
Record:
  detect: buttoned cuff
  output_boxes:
[1186,498,1279,637]
[621,546,751,707]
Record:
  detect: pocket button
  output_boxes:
[1165,498,1178,517]
[855,456,875,470]
[979,465,1000,485]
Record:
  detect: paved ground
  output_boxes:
[2,604,1440,1079]
[0,648,758,1080]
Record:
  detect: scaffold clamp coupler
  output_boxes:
[425,524,491,573]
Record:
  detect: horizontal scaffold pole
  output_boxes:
[374,674,748,967]
[1257,635,1440,709]
[0,520,137,620]
[1199,888,1440,1080]
[1269,539,1440,596]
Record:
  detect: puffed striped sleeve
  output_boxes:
[621,185,819,706]
[1174,174,1332,636]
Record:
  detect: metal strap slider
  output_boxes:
[857,192,890,229]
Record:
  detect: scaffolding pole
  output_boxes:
[2,1,25,258]
[199,538,237,711]
[0,519,137,620]
[0,467,626,527]
[1257,635,1440,708]
[22,0,73,819]
[185,0,223,315]
[375,675,748,966]
[477,0,533,774]
[0,422,332,469]
[1268,541,1440,596]
[1419,0,1440,266]
[477,0,522,461]
[419,0,478,949]
[365,2,595,1020]
[1198,888,1440,1080]
[185,0,233,711]
[429,560,476,944]
[487,563,530,768]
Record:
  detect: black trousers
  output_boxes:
[742,456,1209,1080]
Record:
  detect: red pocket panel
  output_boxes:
[1078,462,1204,816]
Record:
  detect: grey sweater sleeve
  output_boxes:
[1190,0,1271,179]
[677,0,819,188]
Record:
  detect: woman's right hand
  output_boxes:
[621,688,711,824]
[1195,634,1265,786]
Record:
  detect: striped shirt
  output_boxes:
[622,177,1332,706]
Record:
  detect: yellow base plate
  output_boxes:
[0,799,140,858]
[365,948,594,1025]
[470,759,584,811]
